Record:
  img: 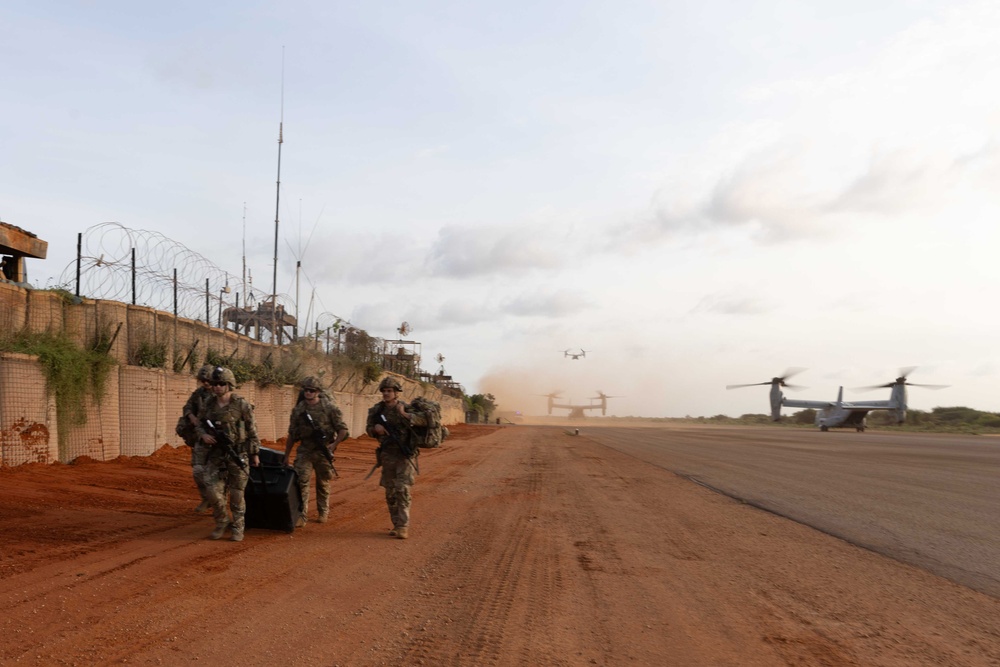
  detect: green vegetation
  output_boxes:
[0,329,116,454]
[464,393,497,423]
[203,349,299,387]
[671,407,1000,434]
[199,346,382,390]
[362,361,382,384]
[867,407,1000,433]
[131,339,167,368]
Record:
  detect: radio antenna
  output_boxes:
[270,46,285,342]
[241,201,247,300]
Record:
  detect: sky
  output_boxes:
[4,0,1000,418]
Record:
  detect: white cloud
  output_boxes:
[426,224,567,278]
[502,289,592,318]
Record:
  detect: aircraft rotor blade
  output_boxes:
[906,383,950,390]
[728,368,807,391]
[854,383,892,391]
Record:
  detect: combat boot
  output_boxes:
[230,531,244,542]
[209,524,227,540]
[317,512,328,524]
[295,515,307,528]
[395,526,409,540]
[195,500,210,513]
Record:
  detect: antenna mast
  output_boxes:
[271,46,285,343]
[241,202,247,302]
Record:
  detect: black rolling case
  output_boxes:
[246,448,302,532]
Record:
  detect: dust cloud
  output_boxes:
[477,362,661,419]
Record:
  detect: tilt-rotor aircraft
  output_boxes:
[541,391,618,419]
[726,367,948,432]
[563,348,588,360]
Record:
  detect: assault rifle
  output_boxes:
[364,446,382,480]
[365,411,417,480]
[378,413,415,457]
[203,419,249,472]
[304,413,338,478]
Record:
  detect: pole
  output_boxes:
[271,46,285,345]
[173,269,178,316]
[75,233,82,297]
[205,278,210,325]
[131,248,136,305]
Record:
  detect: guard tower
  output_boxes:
[0,220,48,284]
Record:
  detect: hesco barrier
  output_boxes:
[0,356,464,466]
[0,283,464,467]
[0,352,58,466]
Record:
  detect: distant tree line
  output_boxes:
[688,406,1000,433]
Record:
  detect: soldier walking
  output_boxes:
[366,376,425,539]
[195,367,261,542]
[177,364,215,513]
[283,376,348,526]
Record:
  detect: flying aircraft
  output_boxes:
[540,390,618,418]
[726,367,948,431]
[563,349,587,360]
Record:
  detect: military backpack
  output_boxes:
[406,396,447,448]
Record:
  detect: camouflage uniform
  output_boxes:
[181,384,213,505]
[196,391,260,539]
[286,394,348,522]
[366,386,426,535]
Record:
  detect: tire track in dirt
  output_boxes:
[386,432,555,665]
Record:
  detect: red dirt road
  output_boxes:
[1,424,999,666]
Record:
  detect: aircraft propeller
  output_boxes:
[855,367,949,391]
[726,368,807,391]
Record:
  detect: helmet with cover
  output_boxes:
[378,376,403,392]
[196,364,214,381]
[299,376,323,391]
[210,366,236,388]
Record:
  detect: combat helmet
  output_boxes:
[378,376,403,392]
[299,376,323,391]
[210,366,236,388]
[196,364,214,381]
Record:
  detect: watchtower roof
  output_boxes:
[0,220,48,259]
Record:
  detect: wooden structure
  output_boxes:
[222,299,297,343]
[0,221,48,284]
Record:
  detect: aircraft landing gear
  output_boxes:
[856,425,866,432]
[820,425,829,432]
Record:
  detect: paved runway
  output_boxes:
[580,425,1000,597]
